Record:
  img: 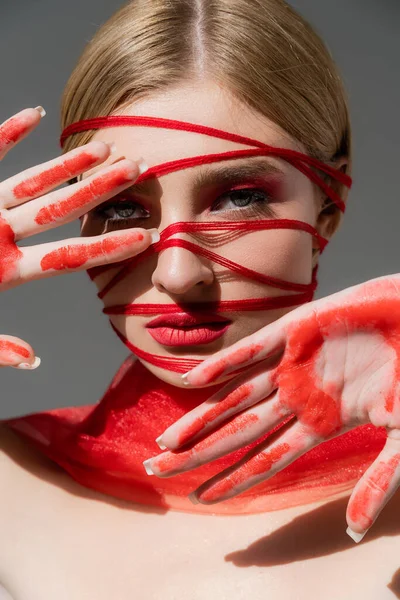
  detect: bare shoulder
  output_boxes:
[0,422,64,519]
[0,422,61,481]
[0,422,63,558]
[0,422,22,483]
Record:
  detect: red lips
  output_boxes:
[146,312,232,328]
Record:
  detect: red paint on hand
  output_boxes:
[0,115,31,151]
[270,313,343,438]
[40,231,145,272]
[176,279,400,516]
[198,443,291,503]
[154,412,260,476]
[176,383,254,447]
[35,167,136,225]
[0,340,30,360]
[0,215,23,284]
[348,453,400,531]
[201,343,264,383]
[13,151,100,199]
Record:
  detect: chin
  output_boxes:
[139,359,235,390]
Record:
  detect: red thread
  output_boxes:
[60,115,351,373]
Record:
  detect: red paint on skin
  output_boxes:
[0,340,30,360]
[176,383,254,446]
[270,291,400,437]
[201,343,264,383]
[35,168,136,225]
[3,353,387,515]
[271,313,343,438]
[40,231,145,272]
[13,152,100,199]
[154,412,260,475]
[191,285,400,508]
[0,215,22,284]
[347,453,400,530]
[0,115,31,150]
[198,443,291,503]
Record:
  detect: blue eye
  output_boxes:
[96,186,274,231]
[212,189,270,212]
[101,201,150,221]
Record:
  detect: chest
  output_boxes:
[2,468,400,600]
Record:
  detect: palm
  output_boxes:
[275,297,400,437]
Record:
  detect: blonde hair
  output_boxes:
[60,0,351,225]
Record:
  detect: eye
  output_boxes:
[100,200,150,222]
[211,188,272,213]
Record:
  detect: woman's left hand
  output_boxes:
[143,273,400,542]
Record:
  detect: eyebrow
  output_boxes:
[80,156,285,194]
[191,158,285,194]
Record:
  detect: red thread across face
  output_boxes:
[60,116,351,373]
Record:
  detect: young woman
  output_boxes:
[1,1,399,598]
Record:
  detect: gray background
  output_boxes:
[0,0,398,418]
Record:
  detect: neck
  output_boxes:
[3,356,386,515]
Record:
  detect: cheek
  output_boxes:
[227,229,314,286]
[270,229,314,284]
[91,267,123,301]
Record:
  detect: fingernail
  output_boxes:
[15,356,41,370]
[188,492,200,505]
[34,106,46,118]
[148,228,160,244]
[106,141,116,154]
[346,527,366,543]
[155,435,167,450]
[181,371,191,386]
[137,157,149,174]
[143,459,154,476]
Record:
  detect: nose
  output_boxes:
[151,242,214,295]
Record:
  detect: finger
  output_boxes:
[158,356,282,451]
[9,158,141,239]
[0,140,114,210]
[346,430,400,543]
[181,318,287,387]
[145,390,292,477]
[14,228,157,284]
[0,335,40,369]
[0,107,44,161]
[190,420,319,504]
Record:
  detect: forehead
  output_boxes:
[82,79,306,181]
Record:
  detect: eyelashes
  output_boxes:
[93,185,278,231]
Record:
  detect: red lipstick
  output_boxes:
[146,312,232,347]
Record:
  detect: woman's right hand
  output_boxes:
[0,107,157,370]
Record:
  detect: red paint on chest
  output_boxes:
[40,231,144,271]
[1,356,387,514]
[13,152,99,199]
[34,168,136,225]
[0,215,22,284]
[0,340,30,360]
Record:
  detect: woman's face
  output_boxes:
[80,80,323,388]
